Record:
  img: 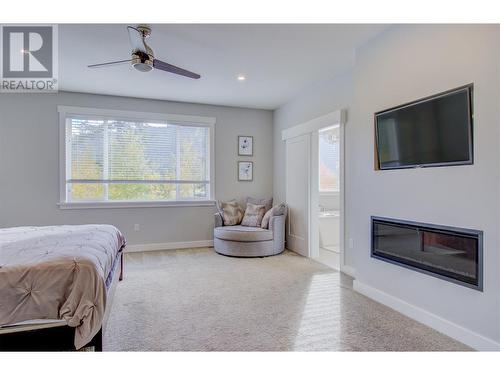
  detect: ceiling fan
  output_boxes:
[87,25,201,79]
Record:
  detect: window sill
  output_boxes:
[319,191,340,196]
[58,200,216,210]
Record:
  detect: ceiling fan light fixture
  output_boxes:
[87,25,201,79]
[133,61,153,72]
[132,54,153,72]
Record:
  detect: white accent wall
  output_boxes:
[0,91,273,245]
[350,24,500,349]
[274,24,500,349]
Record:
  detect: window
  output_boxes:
[59,107,215,208]
[319,126,340,192]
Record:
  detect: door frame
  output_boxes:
[282,109,351,275]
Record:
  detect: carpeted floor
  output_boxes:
[103,248,470,351]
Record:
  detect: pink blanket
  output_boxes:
[0,225,125,349]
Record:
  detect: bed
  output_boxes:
[0,224,126,351]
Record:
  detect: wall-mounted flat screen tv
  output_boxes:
[375,84,473,170]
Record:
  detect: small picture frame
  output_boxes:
[238,135,253,156]
[238,161,253,181]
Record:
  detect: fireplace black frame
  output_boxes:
[371,216,483,291]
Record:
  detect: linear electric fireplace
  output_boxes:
[371,217,483,290]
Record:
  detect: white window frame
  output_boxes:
[58,105,216,209]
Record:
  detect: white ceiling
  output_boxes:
[59,24,388,109]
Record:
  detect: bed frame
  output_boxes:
[0,252,124,352]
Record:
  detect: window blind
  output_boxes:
[319,127,340,192]
[66,116,210,202]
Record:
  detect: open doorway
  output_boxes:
[282,109,346,272]
[315,125,342,270]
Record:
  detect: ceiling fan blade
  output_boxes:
[88,59,131,69]
[127,26,147,54]
[153,59,201,79]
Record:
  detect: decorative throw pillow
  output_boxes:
[246,197,273,212]
[241,203,266,227]
[272,202,287,216]
[261,209,273,229]
[261,203,287,229]
[217,200,244,226]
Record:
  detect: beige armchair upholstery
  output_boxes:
[213,210,286,258]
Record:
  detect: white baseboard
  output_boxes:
[341,265,356,278]
[353,280,500,351]
[125,240,214,253]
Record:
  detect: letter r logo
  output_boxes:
[2,26,53,78]
[9,32,48,72]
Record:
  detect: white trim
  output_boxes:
[338,114,347,274]
[281,109,345,141]
[58,200,216,210]
[57,105,216,126]
[318,190,340,196]
[125,240,214,253]
[353,280,500,351]
[310,131,319,258]
[341,265,356,278]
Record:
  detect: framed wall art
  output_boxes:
[238,161,253,181]
[238,135,253,156]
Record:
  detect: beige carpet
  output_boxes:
[103,248,470,351]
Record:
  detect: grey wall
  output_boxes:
[349,24,500,345]
[0,91,273,245]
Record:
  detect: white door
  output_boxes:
[285,134,310,257]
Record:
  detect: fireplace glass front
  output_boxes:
[371,217,483,290]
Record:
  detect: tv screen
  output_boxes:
[375,85,473,170]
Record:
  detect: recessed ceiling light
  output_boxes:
[237,74,246,81]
